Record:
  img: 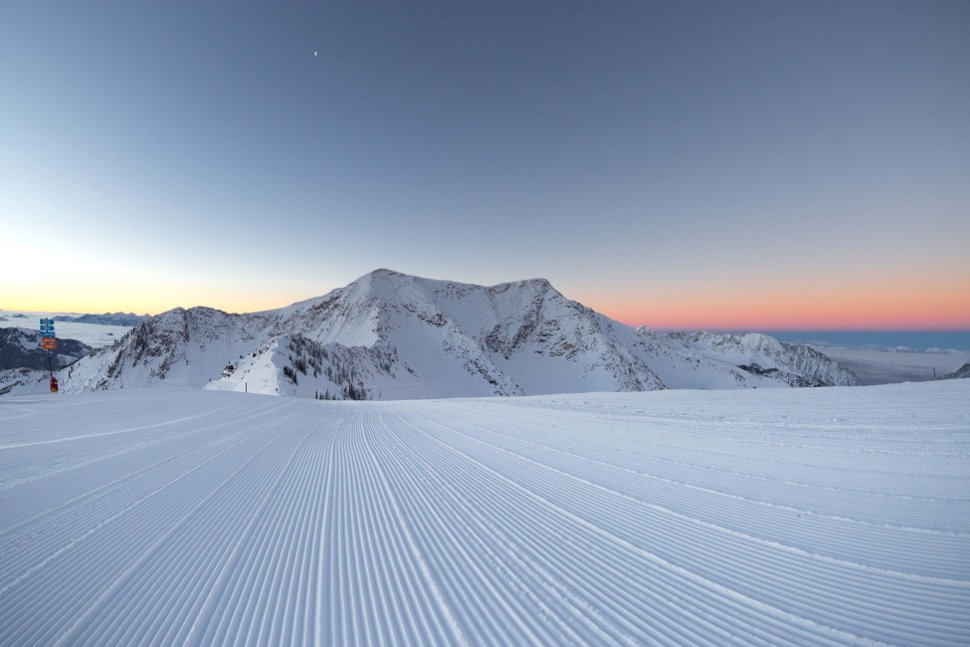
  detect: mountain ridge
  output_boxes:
[53,312,149,326]
[2,269,858,398]
[0,328,92,372]
[941,363,970,380]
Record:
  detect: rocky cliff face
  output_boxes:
[31,269,857,399]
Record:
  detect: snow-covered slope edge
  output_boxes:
[12,269,857,398]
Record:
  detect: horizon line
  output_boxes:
[3,305,969,334]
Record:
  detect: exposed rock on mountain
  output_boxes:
[941,363,970,380]
[636,330,859,388]
[36,269,857,399]
[0,328,92,371]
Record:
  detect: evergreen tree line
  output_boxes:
[286,335,370,400]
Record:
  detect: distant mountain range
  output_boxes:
[1,269,858,398]
[53,312,149,326]
[0,328,91,372]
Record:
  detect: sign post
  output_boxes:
[39,319,58,393]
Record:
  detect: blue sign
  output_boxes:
[40,318,55,336]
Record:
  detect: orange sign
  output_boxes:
[41,337,57,351]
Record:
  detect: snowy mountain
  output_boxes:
[636,329,859,388]
[14,269,857,398]
[0,327,92,371]
[53,312,148,326]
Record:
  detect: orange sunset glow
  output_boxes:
[592,276,970,331]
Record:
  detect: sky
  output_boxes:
[2,1,968,330]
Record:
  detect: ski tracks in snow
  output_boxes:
[0,382,968,646]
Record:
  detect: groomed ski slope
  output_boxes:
[1,382,968,646]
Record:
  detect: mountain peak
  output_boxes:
[508,277,553,290]
[19,269,857,398]
[350,268,431,291]
[364,268,405,280]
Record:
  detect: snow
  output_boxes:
[1,380,967,645]
[0,310,132,348]
[23,270,857,400]
[800,342,970,385]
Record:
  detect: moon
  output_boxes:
[314,51,318,57]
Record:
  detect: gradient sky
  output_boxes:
[2,1,969,329]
